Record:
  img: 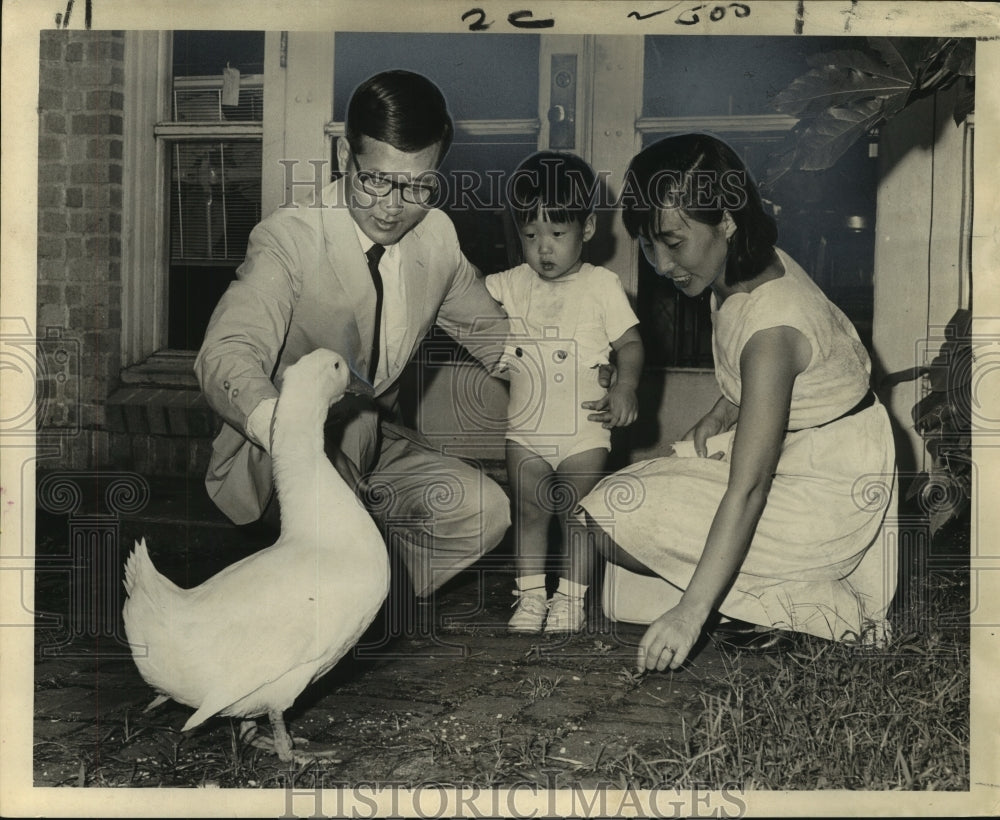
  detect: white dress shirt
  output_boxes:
[246,222,407,453]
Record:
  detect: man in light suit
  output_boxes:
[195,70,511,602]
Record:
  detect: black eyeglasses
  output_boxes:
[349,154,439,206]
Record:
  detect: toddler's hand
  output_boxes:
[603,385,638,429]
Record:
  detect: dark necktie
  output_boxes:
[365,244,386,383]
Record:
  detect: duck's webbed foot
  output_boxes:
[240,713,343,765]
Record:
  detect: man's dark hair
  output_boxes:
[345,69,454,163]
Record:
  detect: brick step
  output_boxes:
[38,458,509,586]
[39,456,508,526]
[105,385,216,438]
[35,472,267,588]
[118,350,200,389]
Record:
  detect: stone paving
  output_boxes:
[31,473,755,789]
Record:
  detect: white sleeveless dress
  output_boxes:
[579,250,897,641]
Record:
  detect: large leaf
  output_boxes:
[926,308,972,393]
[882,83,912,120]
[921,469,969,536]
[929,499,961,536]
[764,35,973,181]
[912,389,950,433]
[806,47,911,82]
[759,142,804,190]
[794,97,887,172]
[914,38,973,90]
[868,38,916,82]
[771,64,911,118]
[914,46,962,95]
[942,39,976,77]
[918,38,959,73]
[909,40,975,122]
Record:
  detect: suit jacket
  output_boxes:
[195,178,508,524]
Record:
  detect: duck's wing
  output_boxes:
[179,547,389,731]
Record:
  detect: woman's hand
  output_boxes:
[680,397,738,458]
[637,606,705,672]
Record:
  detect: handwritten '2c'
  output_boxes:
[462,8,556,31]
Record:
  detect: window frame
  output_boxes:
[122,31,172,367]
[122,31,275,368]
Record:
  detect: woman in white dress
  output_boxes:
[574,134,897,672]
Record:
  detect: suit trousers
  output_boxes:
[268,395,510,599]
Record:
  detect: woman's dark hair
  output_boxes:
[507,151,597,226]
[346,70,454,163]
[621,133,777,285]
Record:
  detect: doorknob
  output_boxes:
[548,54,576,149]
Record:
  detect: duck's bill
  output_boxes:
[345,369,375,397]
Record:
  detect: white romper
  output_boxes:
[486,263,639,469]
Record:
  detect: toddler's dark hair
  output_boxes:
[507,151,597,226]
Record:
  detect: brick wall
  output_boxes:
[36,30,125,470]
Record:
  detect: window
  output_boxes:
[123,32,878,371]
[165,32,265,350]
[122,30,268,366]
[326,33,544,373]
[122,31,545,367]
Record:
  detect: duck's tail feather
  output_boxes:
[181,691,236,733]
[123,538,183,602]
[123,537,149,597]
[144,694,170,712]
[123,541,196,715]
[122,538,184,678]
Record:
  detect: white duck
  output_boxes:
[122,348,389,764]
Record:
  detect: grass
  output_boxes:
[599,570,970,790]
[34,605,969,790]
[634,634,967,789]
[516,673,564,700]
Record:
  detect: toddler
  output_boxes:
[486,151,643,633]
